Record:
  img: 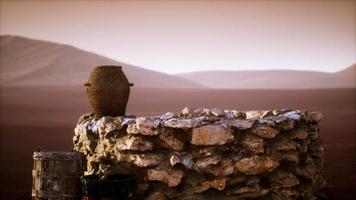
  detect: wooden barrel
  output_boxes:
[32,151,83,200]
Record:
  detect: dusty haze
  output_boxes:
[1,0,355,73]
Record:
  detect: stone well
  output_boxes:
[73,108,326,199]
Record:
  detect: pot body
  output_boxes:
[86,66,132,116]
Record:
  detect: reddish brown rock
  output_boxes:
[252,125,279,139]
[127,117,160,135]
[227,176,247,186]
[192,178,227,193]
[280,151,300,164]
[271,189,299,199]
[242,135,264,153]
[270,171,300,187]
[308,111,322,123]
[191,125,234,146]
[162,117,205,129]
[114,152,161,167]
[114,135,153,151]
[274,140,297,151]
[169,153,193,169]
[309,140,324,158]
[227,184,268,198]
[74,109,326,199]
[97,116,123,136]
[194,155,220,172]
[147,169,184,187]
[210,159,234,176]
[292,129,308,140]
[245,111,264,119]
[181,107,192,117]
[230,119,255,130]
[211,108,225,117]
[146,191,167,200]
[234,155,279,175]
[158,129,184,151]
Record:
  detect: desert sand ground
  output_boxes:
[0,86,355,199]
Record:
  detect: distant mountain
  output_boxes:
[1,35,354,89]
[0,35,202,88]
[177,65,356,89]
[335,63,356,81]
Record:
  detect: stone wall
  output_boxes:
[73,108,326,200]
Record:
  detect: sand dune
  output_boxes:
[177,65,356,89]
[0,35,202,88]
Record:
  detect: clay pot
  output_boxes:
[84,66,133,117]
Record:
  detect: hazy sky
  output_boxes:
[1,0,355,74]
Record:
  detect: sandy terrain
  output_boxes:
[0,86,355,199]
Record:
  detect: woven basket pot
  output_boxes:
[84,66,133,117]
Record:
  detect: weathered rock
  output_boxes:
[194,155,220,172]
[163,117,205,129]
[274,140,297,151]
[181,107,192,117]
[74,109,326,199]
[234,155,279,175]
[309,124,320,140]
[146,191,167,200]
[192,178,227,193]
[292,129,308,140]
[160,112,176,120]
[245,111,264,119]
[127,117,160,135]
[227,176,247,186]
[147,169,184,187]
[297,140,309,153]
[230,119,255,130]
[270,171,300,187]
[73,122,98,154]
[114,135,153,151]
[210,159,234,176]
[280,119,295,130]
[202,108,212,116]
[282,111,301,121]
[280,151,300,164]
[271,189,299,199]
[191,125,234,146]
[257,117,276,126]
[169,153,193,169]
[77,112,95,124]
[242,135,264,153]
[97,116,124,137]
[114,152,161,167]
[309,141,324,158]
[227,184,268,198]
[252,125,279,139]
[228,185,260,195]
[211,108,225,117]
[193,147,214,157]
[294,156,319,179]
[159,129,184,151]
[308,111,322,122]
[224,110,235,119]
